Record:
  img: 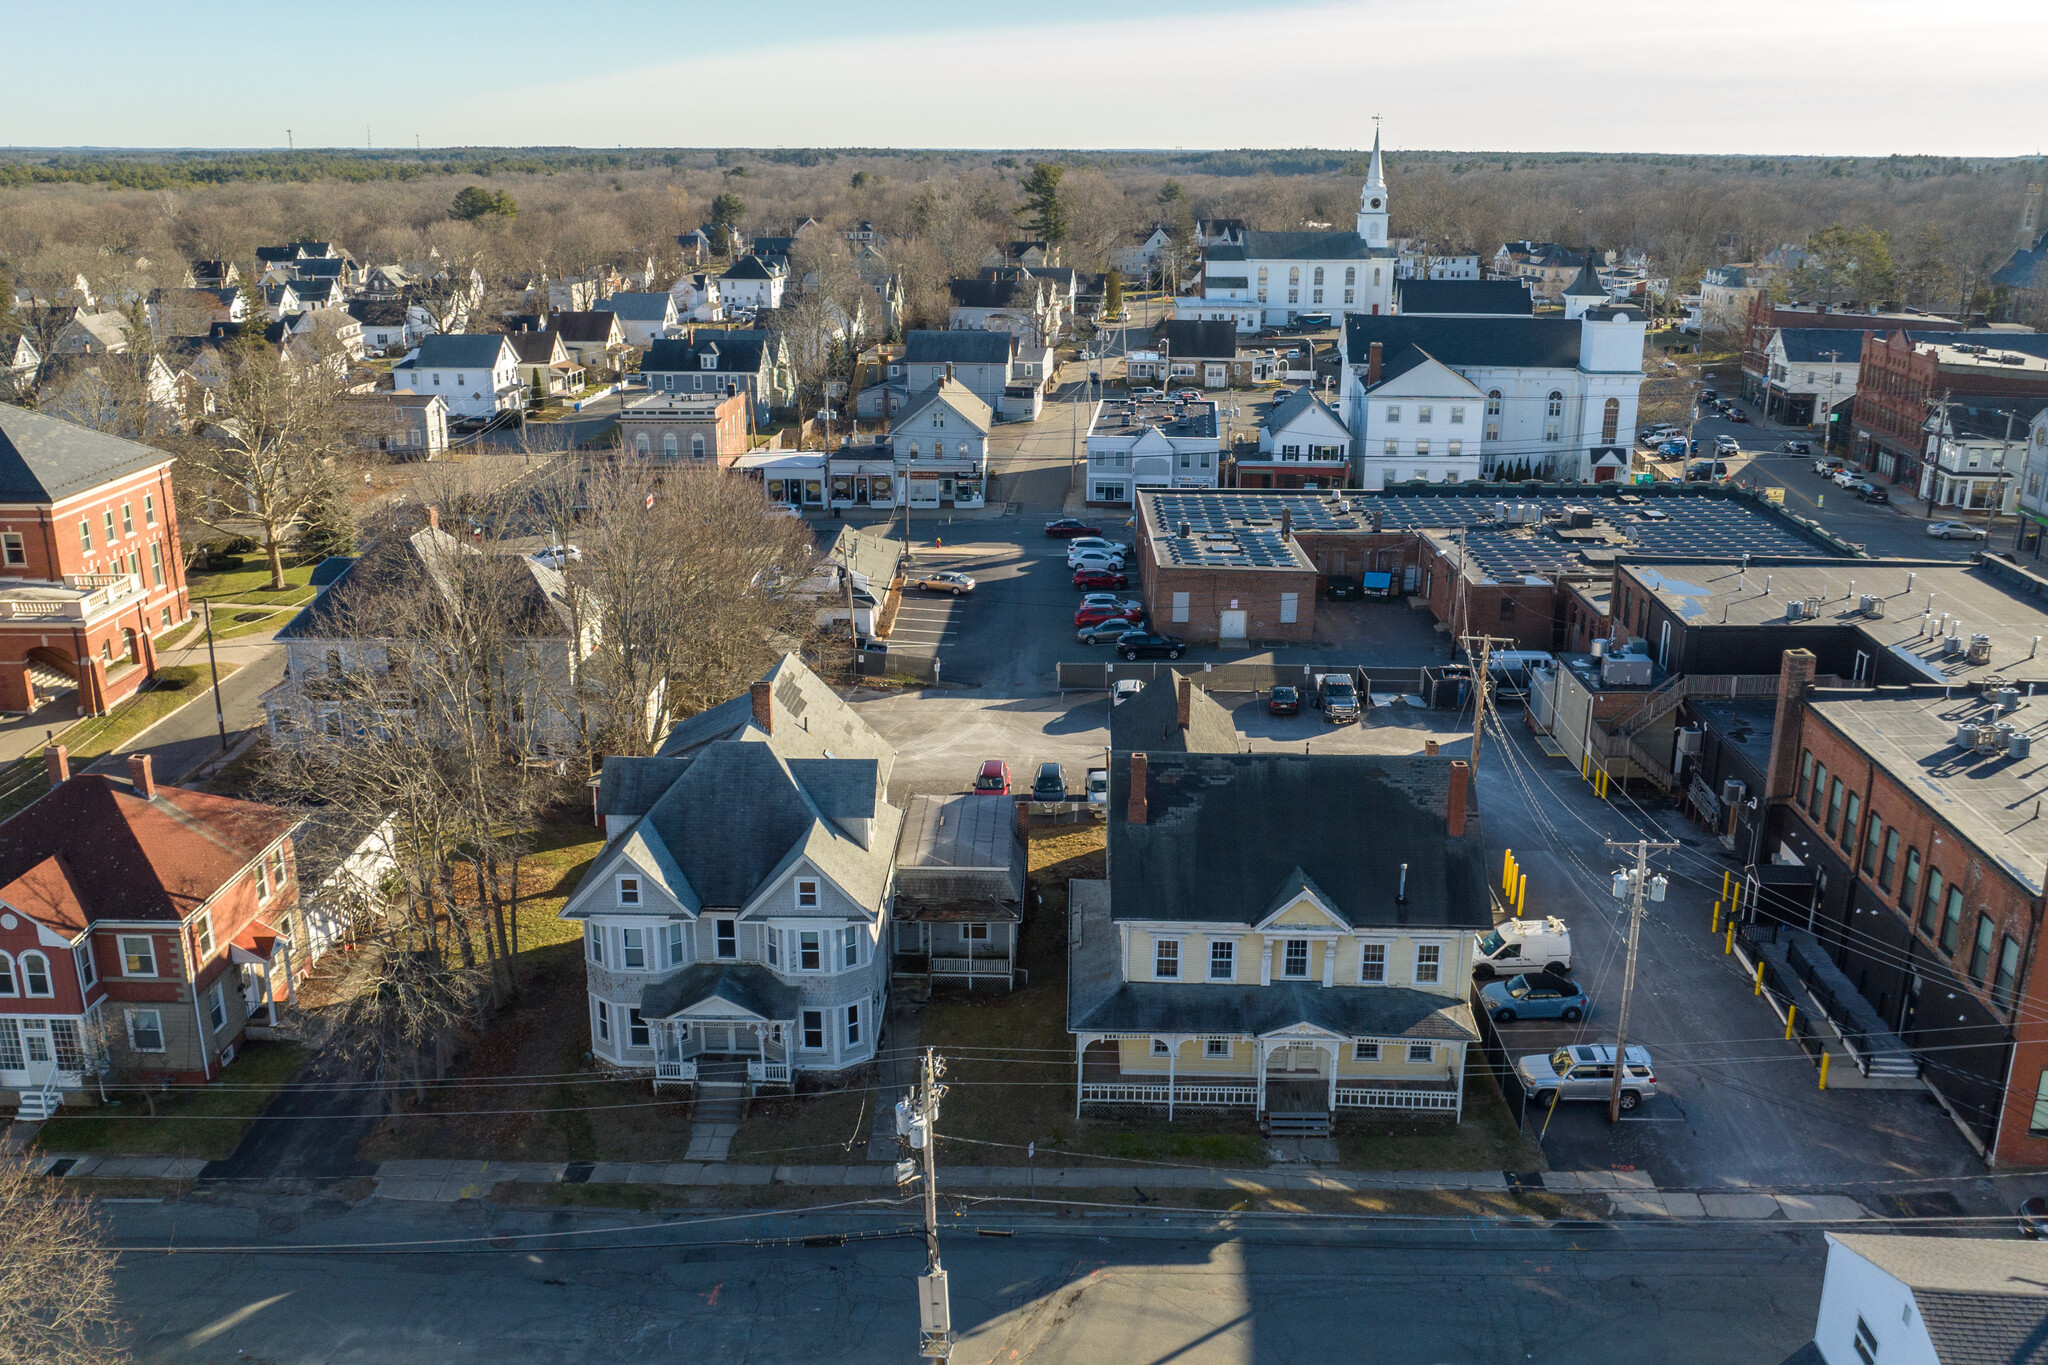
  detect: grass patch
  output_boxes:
[154,618,204,652]
[728,1083,875,1163]
[34,1041,305,1160]
[1093,1131,1266,1165]
[1334,1061,1545,1172]
[186,557,320,606]
[61,662,241,763]
[208,608,294,642]
[511,814,605,953]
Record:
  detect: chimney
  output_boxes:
[45,744,68,788]
[1128,753,1148,825]
[1447,759,1470,837]
[1176,674,1192,729]
[1764,648,1817,801]
[426,505,439,530]
[128,752,157,800]
[1367,341,1382,386]
[750,679,773,735]
[1280,508,1292,541]
[945,360,955,384]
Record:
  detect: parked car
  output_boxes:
[1044,518,1103,538]
[1831,469,1861,488]
[1714,434,1739,455]
[1517,1044,1657,1111]
[1926,520,1987,540]
[1066,536,1121,556]
[1812,457,1845,476]
[1032,762,1067,802]
[1111,678,1145,706]
[1069,550,1128,574]
[1778,440,1812,455]
[1174,388,1203,402]
[1324,575,1361,600]
[1656,439,1690,458]
[1474,917,1574,976]
[1480,971,1589,1024]
[909,570,976,595]
[1314,672,1360,723]
[1075,601,1143,627]
[1080,593,1143,612]
[1857,485,1891,504]
[1117,631,1186,660]
[973,759,1010,795]
[1684,461,1729,482]
[531,543,583,568]
[1728,409,1749,424]
[1077,619,1140,645]
[1700,388,1718,402]
[1267,685,1300,716]
[1085,767,1109,806]
[1843,479,1879,498]
[1073,567,1129,590]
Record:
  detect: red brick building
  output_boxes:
[1764,650,2048,1165]
[615,390,752,466]
[1738,297,1961,407]
[0,752,300,1115]
[0,406,191,715]
[1851,329,2048,488]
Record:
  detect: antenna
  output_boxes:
[287,129,293,151]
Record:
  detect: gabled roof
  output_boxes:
[0,775,297,928]
[1993,231,2048,291]
[1345,314,1585,371]
[1396,279,1534,317]
[1108,752,1488,931]
[278,524,573,642]
[1366,345,1490,396]
[548,311,626,344]
[720,255,783,282]
[1109,672,1240,755]
[891,377,992,433]
[408,333,514,369]
[949,278,1038,310]
[0,405,173,503]
[347,298,410,327]
[1239,229,1390,262]
[1774,328,1870,364]
[641,333,770,376]
[506,329,568,364]
[1831,1233,2048,1365]
[1262,386,1349,438]
[1150,318,1238,361]
[639,962,800,1022]
[594,292,676,322]
[903,330,1012,366]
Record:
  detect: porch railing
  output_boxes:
[1079,1081,1256,1107]
[654,1059,697,1083]
[1334,1086,1459,1113]
[748,1061,791,1084]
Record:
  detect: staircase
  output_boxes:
[1264,1111,1332,1137]
[694,1056,752,1095]
[15,1079,61,1122]
[1615,673,1688,738]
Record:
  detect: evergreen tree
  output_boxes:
[1103,269,1124,318]
[1017,163,1068,243]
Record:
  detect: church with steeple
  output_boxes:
[1188,127,1401,331]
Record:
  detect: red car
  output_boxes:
[1075,602,1144,628]
[1073,567,1129,589]
[1045,518,1104,539]
[973,759,1011,795]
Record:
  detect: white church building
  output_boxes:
[1191,131,1400,330]
[1339,256,1648,489]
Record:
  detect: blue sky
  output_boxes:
[6,0,2046,155]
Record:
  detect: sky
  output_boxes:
[6,0,2047,157]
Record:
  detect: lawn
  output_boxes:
[208,608,296,642]
[34,1041,305,1160]
[63,663,241,762]
[727,1084,874,1164]
[186,557,321,606]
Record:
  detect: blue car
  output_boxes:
[1656,438,1693,458]
[1480,971,1588,1024]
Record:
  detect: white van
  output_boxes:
[1474,917,1573,977]
[1485,650,1555,698]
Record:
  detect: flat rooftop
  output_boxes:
[1809,688,2048,895]
[1691,698,1779,771]
[1623,558,2048,684]
[1136,485,1854,578]
[1090,399,1219,439]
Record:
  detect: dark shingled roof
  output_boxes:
[594,292,676,322]
[639,962,801,1023]
[1239,229,1391,262]
[904,330,1012,365]
[1563,252,1606,297]
[1109,673,1240,755]
[641,333,770,377]
[1775,327,1871,364]
[1396,279,1534,317]
[1150,318,1239,361]
[1345,314,1586,370]
[948,278,1038,310]
[1262,386,1348,437]
[1108,752,1489,931]
[0,404,172,503]
[347,298,410,327]
[597,757,695,824]
[1832,1233,2048,1365]
[406,333,513,370]
[1994,231,2048,291]
[548,311,626,344]
[720,254,782,281]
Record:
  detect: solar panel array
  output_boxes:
[1143,489,1843,578]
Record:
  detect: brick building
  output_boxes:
[1762,650,2048,1164]
[1738,297,1961,410]
[616,390,751,466]
[0,405,191,715]
[0,752,301,1114]
[1851,330,2048,488]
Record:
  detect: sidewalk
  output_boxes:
[41,1151,1879,1222]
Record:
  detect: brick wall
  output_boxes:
[1143,563,1318,645]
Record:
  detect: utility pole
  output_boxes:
[1461,632,1508,779]
[1991,408,2018,538]
[203,602,227,751]
[898,1048,953,1360]
[1925,390,1951,518]
[1603,839,1674,1123]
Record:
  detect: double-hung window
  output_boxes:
[1208,939,1234,981]
[801,1010,824,1050]
[665,922,686,967]
[1407,1043,1433,1064]
[595,1000,611,1042]
[1359,943,1386,983]
[1939,887,1964,954]
[1414,944,1442,984]
[121,935,157,977]
[1282,939,1309,978]
[842,927,860,968]
[1205,1038,1230,1058]
[799,931,822,971]
[194,912,215,961]
[715,919,737,959]
[21,953,50,996]
[628,1008,649,1048]
[1968,916,1996,982]
[1920,867,1945,936]
[618,876,640,907]
[206,981,227,1032]
[621,927,645,969]
[1354,1041,1380,1062]
[586,923,606,965]
[845,1003,862,1048]
[127,1008,165,1052]
[74,942,96,989]
[1155,939,1180,979]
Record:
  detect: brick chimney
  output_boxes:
[1128,753,1148,825]
[1764,648,1817,802]
[128,752,157,800]
[1367,340,1382,386]
[750,679,773,735]
[1280,508,1292,540]
[1447,759,1470,837]
[45,744,68,788]
[1176,674,1192,729]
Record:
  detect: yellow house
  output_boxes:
[1067,741,1488,1135]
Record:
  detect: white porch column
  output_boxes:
[1254,1039,1268,1115]
[1167,1039,1177,1123]
[1454,1042,1466,1123]
[1326,1040,1340,1114]
[1260,940,1272,986]
[1075,1035,1089,1119]
[1321,941,1336,988]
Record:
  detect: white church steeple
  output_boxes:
[1355,121,1388,247]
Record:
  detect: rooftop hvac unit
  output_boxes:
[1591,637,1609,659]
[1803,598,1822,620]
[1564,505,1595,529]
[1859,594,1883,617]
[1997,686,2022,713]
[1955,721,1980,748]
[1968,634,1994,665]
[1720,777,1747,807]
[1675,725,1704,756]
[1977,724,2014,754]
[1602,652,1653,686]
[2011,733,2035,759]
[1944,634,1965,657]
[1785,600,1808,621]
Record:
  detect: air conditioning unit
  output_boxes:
[1943,634,1965,657]
[1803,597,1822,620]
[2011,733,2034,759]
[1859,594,1883,617]
[1785,600,1807,621]
[1997,686,2022,713]
[1720,777,1748,807]
[1955,721,1980,748]
[1675,725,1704,756]
[1967,634,1994,665]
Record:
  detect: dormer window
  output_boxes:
[796,879,819,909]
[618,876,640,906]
[701,354,715,370]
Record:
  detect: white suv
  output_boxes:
[1067,538,1126,566]
[1517,1044,1656,1111]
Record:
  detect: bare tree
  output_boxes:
[0,1157,128,1365]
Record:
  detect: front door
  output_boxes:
[1220,609,1247,641]
[1204,364,1226,388]
[20,1019,54,1078]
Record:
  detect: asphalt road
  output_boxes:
[104,1199,1829,1364]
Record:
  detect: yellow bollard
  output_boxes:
[1711,901,1722,934]
[1785,1004,1797,1041]
[1516,879,1527,917]
[1818,1051,1830,1090]
[1754,962,1764,996]
[1724,922,1735,955]
[1502,849,1514,891]
[1721,870,1732,901]
[1730,881,1742,917]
